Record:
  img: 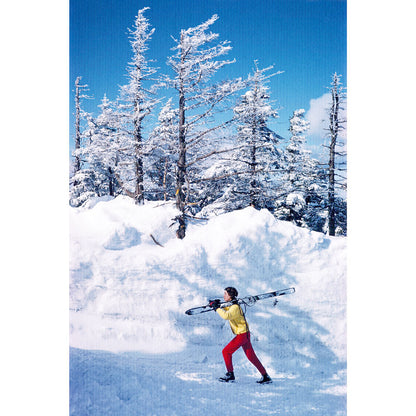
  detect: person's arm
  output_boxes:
[216,304,239,320]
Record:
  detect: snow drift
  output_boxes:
[70,196,346,415]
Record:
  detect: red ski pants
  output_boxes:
[222,332,266,375]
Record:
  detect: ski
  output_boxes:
[185,287,295,315]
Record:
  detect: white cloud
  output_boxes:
[303,92,347,161]
[306,93,332,137]
[305,92,347,141]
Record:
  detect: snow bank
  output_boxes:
[70,196,346,359]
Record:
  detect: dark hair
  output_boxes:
[224,287,238,299]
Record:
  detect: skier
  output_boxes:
[210,286,272,384]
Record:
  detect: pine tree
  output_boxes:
[69,77,95,207]
[79,95,123,198]
[146,99,178,201]
[70,117,101,207]
[166,14,244,238]
[275,109,314,225]
[117,7,159,204]
[229,63,283,210]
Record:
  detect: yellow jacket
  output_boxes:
[216,304,248,335]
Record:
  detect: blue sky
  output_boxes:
[70,0,346,155]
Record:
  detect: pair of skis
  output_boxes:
[185,287,295,315]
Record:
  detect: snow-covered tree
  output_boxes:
[117,7,159,204]
[69,168,100,207]
[70,116,102,207]
[300,181,327,232]
[70,77,95,206]
[226,63,283,210]
[166,14,244,238]
[275,109,315,225]
[326,73,346,236]
[77,95,123,198]
[146,98,178,201]
[286,109,311,183]
[73,77,90,173]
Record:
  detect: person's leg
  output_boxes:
[241,333,267,375]
[222,334,245,373]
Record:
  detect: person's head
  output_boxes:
[224,286,238,301]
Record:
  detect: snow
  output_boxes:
[70,196,346,415]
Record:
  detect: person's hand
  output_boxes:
[209,299,221,310]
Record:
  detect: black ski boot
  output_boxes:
[219,372,235,382]
[257,373,272,384]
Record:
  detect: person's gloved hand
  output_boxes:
[209,299,221,311]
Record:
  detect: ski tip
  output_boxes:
[277,287,295,296]
[185,310,191,315]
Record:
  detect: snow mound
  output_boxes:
[70,196,346,359]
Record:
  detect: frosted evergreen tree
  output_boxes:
[117,7,159,204]
[69,169,100,207]
[226,63,283,210]
[189,122,240,216]
[274,109,332,232]
[70,77,96,206]
[70,116,101,207]
[146,98,178,201]
[275,109,313,225]
[286,109,311,185]
[78,95,123,198]
[166,14,245,238]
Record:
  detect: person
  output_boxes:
[210,287,272,384]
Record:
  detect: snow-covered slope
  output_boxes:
[70,196,346,415]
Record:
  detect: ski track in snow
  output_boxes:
[70,196,346,415]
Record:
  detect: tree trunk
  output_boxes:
[328,75,340,236]
[134,101,144,205]
[108,167,114,196]
[74,77,82,173]
[163,158,168,201]
[328,148,336,236]
[175,31,187,239]
[249,125,258,208]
